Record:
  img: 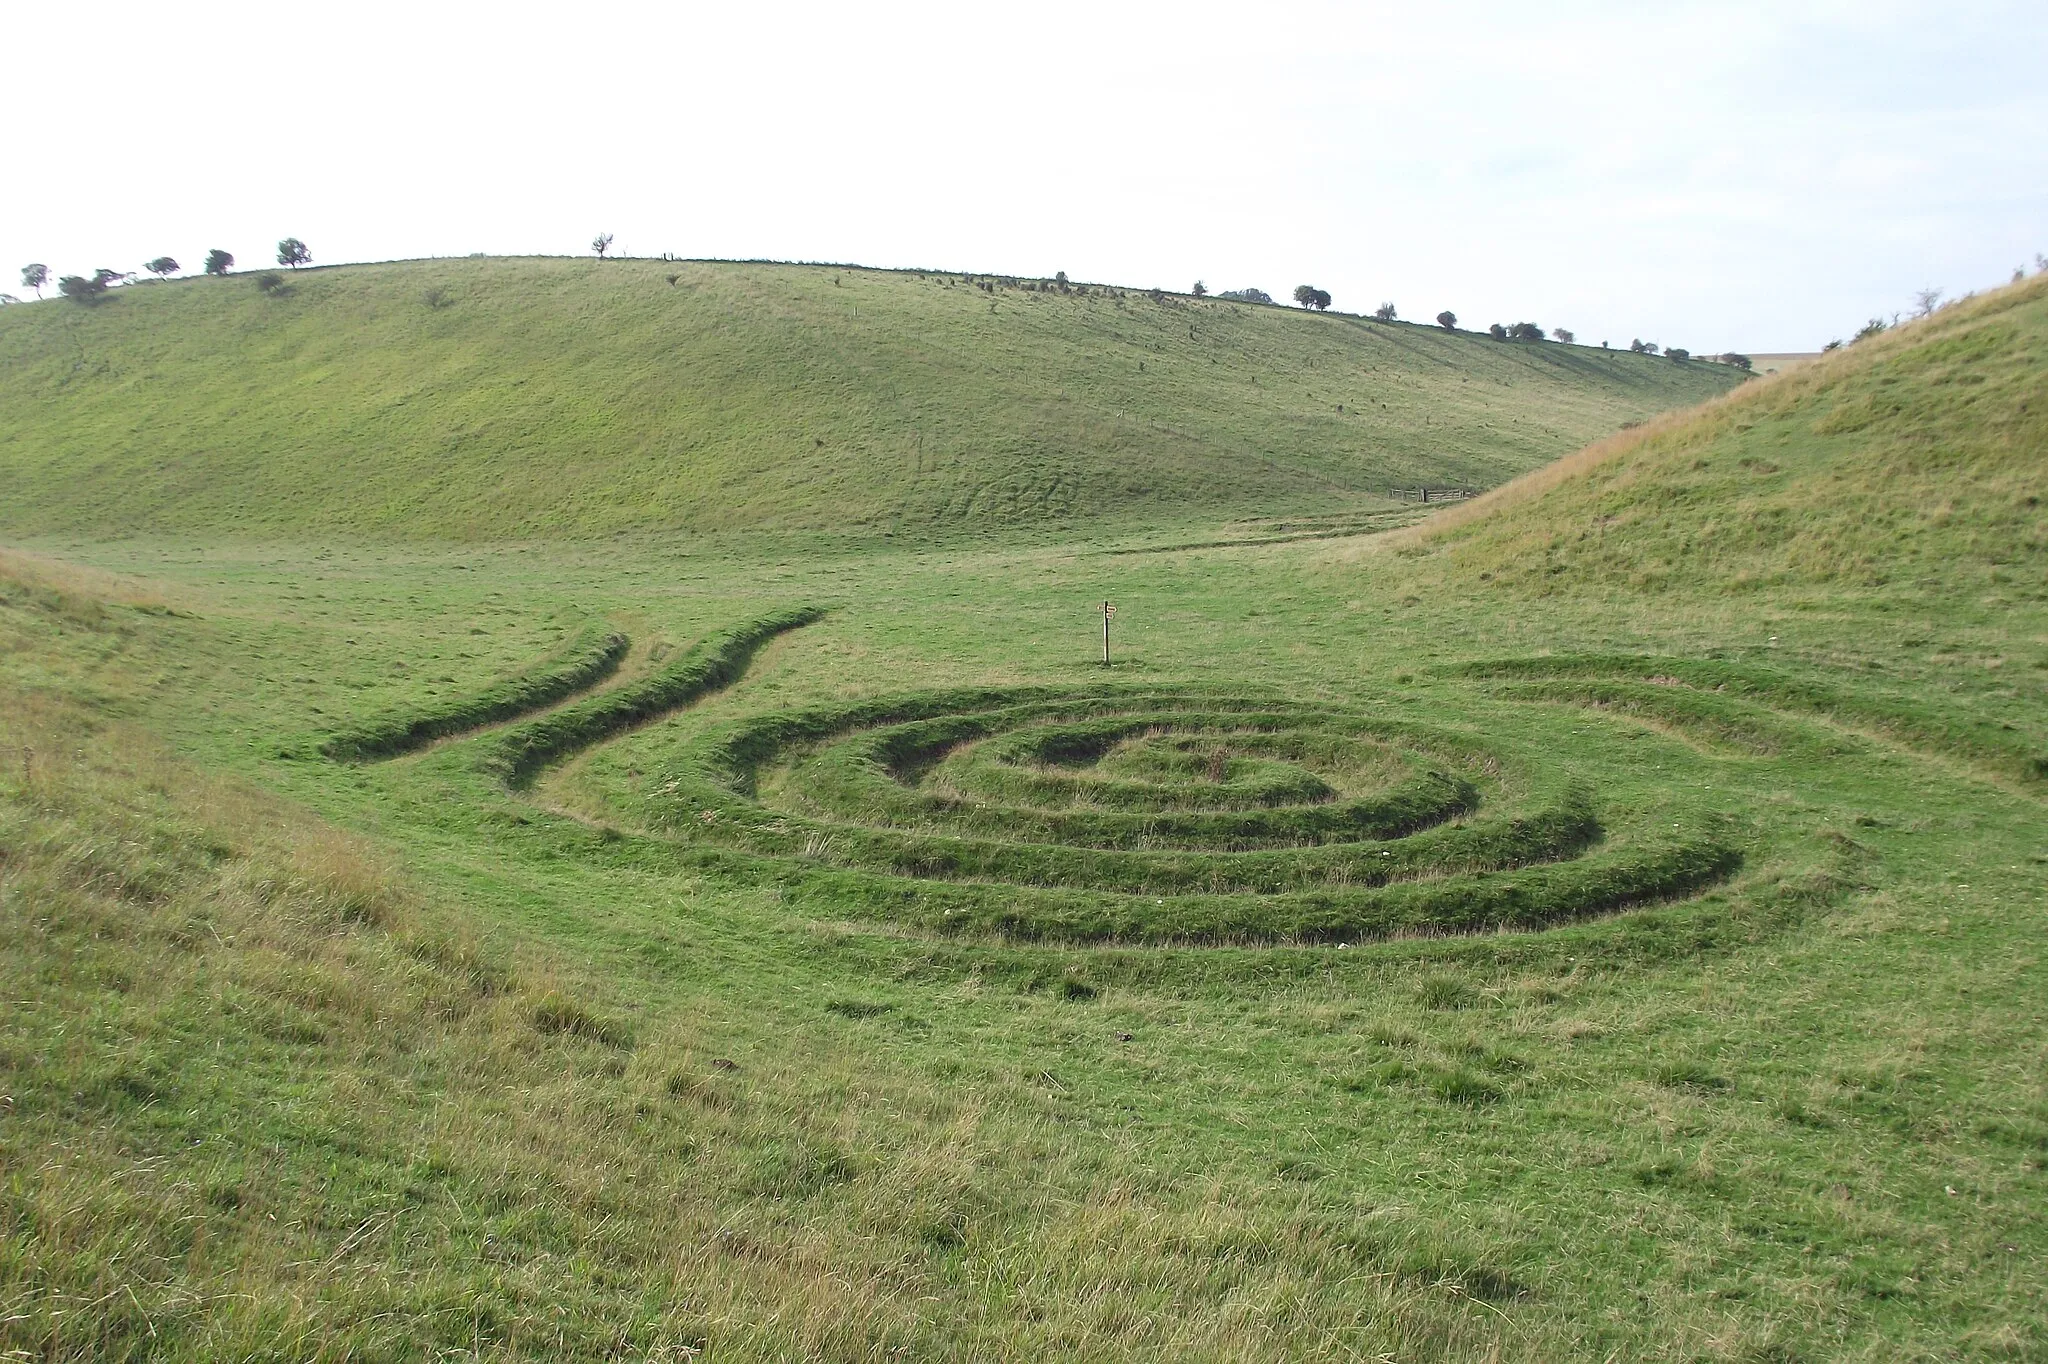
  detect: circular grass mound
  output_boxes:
[585,684,1740,946]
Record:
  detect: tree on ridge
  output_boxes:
[276,238,311,269]
[21,263,47,298]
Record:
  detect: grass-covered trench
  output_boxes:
[2,512,2041,1361]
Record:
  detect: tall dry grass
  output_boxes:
[0,544,179,618]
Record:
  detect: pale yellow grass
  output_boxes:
[0,542,180,615]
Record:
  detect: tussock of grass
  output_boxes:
[529,989,635,1048]
[321,621,629,761]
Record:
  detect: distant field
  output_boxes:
[1,275,2042,1361]
[0,257,1741,540]
[1748,351,1822,373]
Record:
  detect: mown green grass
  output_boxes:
[1,276,2044,1360]
[0,257,1740,540]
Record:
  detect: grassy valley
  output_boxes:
[1,268,2042,1361]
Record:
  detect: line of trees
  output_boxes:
[13,240,309,305]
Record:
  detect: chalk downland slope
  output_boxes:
[1411,274,2048,598]
[0,257,1740,540]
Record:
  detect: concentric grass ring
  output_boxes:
[317,611,1749,946]
[581,681,1742,945]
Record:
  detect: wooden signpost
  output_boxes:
[1101,600,1116,667]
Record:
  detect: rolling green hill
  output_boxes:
[9,265,2044,1361]
[1408,273,2048,597]
[0,257,1740,540]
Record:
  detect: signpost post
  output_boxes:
[1101,600,1115,667]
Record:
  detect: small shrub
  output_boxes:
[421,286,454,309]
[254,271,286,294]
[1665,347,1690,362]
[1652,1060,1730,1091]
[1429,1067,1502,1104]
[59,270,126,304]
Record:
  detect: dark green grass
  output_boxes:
[480,606,826,787]
[354,634,1727,940]
[320,620,628,761]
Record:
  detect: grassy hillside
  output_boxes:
[5,272,2044,1360]
[1404,273,2048,599]
[0,257,1739,539]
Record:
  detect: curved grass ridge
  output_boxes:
[578,681,1743,946]
[322,622,629,762]
[735,831,1742,946]
[1454,654,2045,786]
[483,606,827,788]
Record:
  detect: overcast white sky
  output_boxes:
[6,0,2044,351]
